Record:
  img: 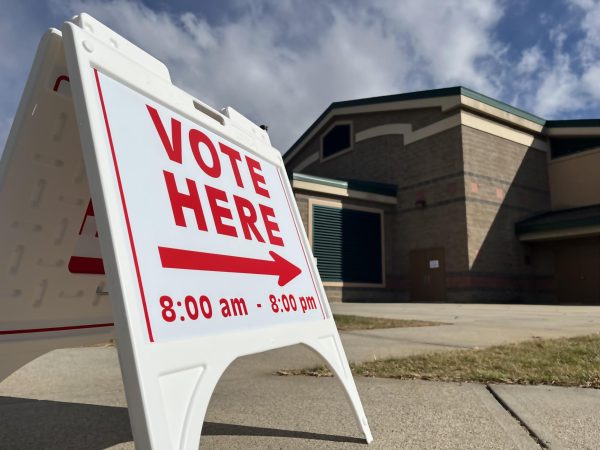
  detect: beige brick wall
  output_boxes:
[286,106,455,185]
[288,109,555,303]
[294,193,309,229]
[301,133,404,185]
[462,126,551,273]
[460,126,553,302]
[392,127,468,280]
[291,114,469,302]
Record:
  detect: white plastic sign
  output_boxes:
[0,14,372,449]
[94,70,325,342]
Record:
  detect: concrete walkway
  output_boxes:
[0,303,598,449]
[332,302,600,362]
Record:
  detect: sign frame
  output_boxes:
[1,14,372,449]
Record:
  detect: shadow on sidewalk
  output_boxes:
[203,421,365,443]
[0,396,363,448]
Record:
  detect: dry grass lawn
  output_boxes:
[284,334,600,388]
[333,314,445,331]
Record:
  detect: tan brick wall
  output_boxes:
[462,126,550,269]
[303,133,404,185]
[461,125,553,302]
[392,127,468,281]
[322,285,405,303]
[286,106,456,184]
[292,117,469,302]
[288,110,555,303]
[294,193,309,229]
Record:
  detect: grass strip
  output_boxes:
[333,314,445,331]
[281,334,600,388]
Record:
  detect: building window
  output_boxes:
[321,122,353,160]
[311,202,384,285]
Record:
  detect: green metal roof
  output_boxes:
[460,87,546,125]
[292,172,397,197]
[515,205,600,235]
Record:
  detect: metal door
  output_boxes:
[555,237,600,304]
[409,248,446,301]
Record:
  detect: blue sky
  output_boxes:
[1,0,599,153]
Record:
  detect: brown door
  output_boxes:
[409,248,446,301]
[555,237,600,304]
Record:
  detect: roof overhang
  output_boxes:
[291,173,397,205]
[516,205,600,242]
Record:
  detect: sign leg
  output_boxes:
[304,333,373,443]
[137,358,231,450]
[0,343,46,384]
[0,331,113,384]
[178,365,225,450]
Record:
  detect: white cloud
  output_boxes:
[377,0,506,94]
[516,46,544,75]
[1,0,598,156]
[533,53,583,116]
[49,0,506,151]
[520,0,600,116]
[0,3,48,152]
[572,0,600,87]
[582,64,600,98]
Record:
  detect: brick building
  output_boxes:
[283,87,600,304]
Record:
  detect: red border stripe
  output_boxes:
[0,322,114,335]
[276,169,325,319]
[94,69,154,342]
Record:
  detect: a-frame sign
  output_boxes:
[0,14,372,449]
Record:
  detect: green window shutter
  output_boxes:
[312,205,382,284]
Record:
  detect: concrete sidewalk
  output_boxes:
[1,303,598,449]
[1,345,598,449]
[332,303,600,362]
[0,347,527,450]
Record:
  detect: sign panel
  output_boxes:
[93,71,325,342]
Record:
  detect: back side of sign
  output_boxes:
[0,27,114,383]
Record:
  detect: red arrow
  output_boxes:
[157,246,302,287]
